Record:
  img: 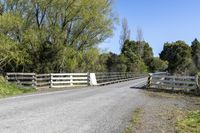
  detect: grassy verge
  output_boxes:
[0,76,36,98]
[176,110,200,133]
[123,108,143,133]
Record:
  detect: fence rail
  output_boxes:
[96,72,147,85]
[6,72,148,89]
[50,73,89,88]
[147,74,199,91]
[36,74,51,88]
[6,73,36,87]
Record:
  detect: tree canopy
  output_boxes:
[191,38,200,70]
[160,41,195,75]
[0,0,115,73]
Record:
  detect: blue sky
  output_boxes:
[100,0,200,56]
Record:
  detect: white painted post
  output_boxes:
[90,73,98,86]
[32,73,36,88]
[70,74,73,86]
[50,73,53,88]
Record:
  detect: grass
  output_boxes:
[123,108,143,133]
[176,110,200,133]
[0,76,36,98]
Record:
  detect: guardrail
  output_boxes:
[36,74,51,89]
[96,72,147,85]
[6,72,148,89]
[147,74,199,92]
[50,73,89,88]
[6,73,36,87]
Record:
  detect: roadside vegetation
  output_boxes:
[123,108,144,133]
[123,91,200,133]
[176,110,200,133]
[0,76,35,97]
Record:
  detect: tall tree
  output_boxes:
[191,38,200,70]
[119,18,131,51]
[0,0,116,73]
[136,27,145,56]
[160,41,195,75]
[121,40,148,73]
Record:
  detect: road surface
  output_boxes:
[0,78,147,133]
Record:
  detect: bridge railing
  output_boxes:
[50,73,89,88]
[36,74,51,89]
[6,72,148,89]
[6,73,36,87]
[96,72,147,85]
[147,73,199,92]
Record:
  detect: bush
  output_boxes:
[0,76,35,97]
[176,110,200,133]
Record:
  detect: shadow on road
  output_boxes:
[130,86,146,90]
[144,88,199,97]
[130,86,200,97]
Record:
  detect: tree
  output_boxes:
[121,40,148,73]
[136,27,144,56]
[119,18,131,51]
[142,42,153,67]
[149,57,168,72]
[121,40,153,71]
[0,0,116,73]
[191,38,200,70]
[160,41,195,75]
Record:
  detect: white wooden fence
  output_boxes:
[6,72,148,89]
[50,73,89,88]
[147,74,199,91]
[6,73,90,89]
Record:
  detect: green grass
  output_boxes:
[176,110,200,133]
[0,76,36,98]
[123,108,143,133]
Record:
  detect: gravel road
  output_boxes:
[0,78,147,133]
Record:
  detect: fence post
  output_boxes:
[172,76,175,91]
[32,73,36,88]
[147,73,152,89]
[50,73,53,88]
[70,74,73,86]
[5,73,9,82]
[87,72,90,86]
[195,75,200,95]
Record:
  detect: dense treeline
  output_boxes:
[0,1,199,75]
[160,39,200,75]
[105,40,168,73]
[0,0,115,73]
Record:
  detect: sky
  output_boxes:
[100,0,200,56]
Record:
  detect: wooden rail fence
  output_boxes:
[96,72,147,85]
[6,72,148,89]
[6,73,36,87]
[147,74,199,92]
[50,73,89,88]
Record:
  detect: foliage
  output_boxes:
[121,40,152,73]
[160,41,195,75]
[123,108,143,133]
[149,57,168,72]
[176,110,200,133]
[0,0,115,73]
[0,76,35,97]
[191,38,200,70]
